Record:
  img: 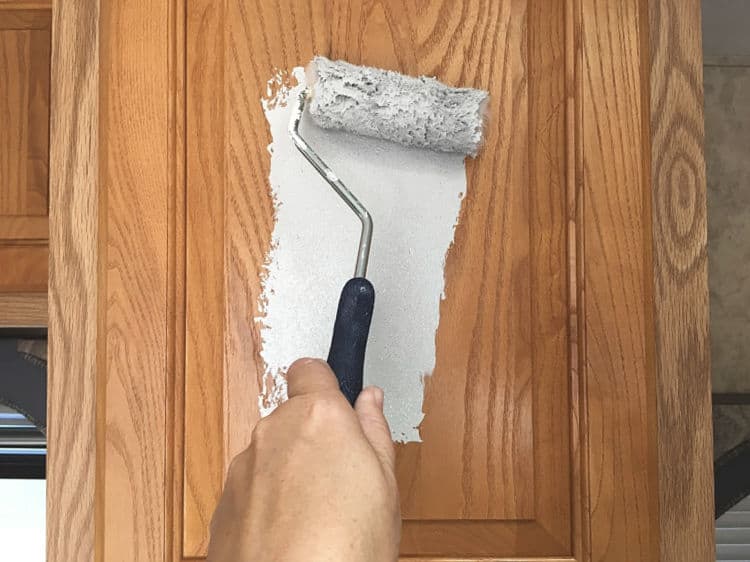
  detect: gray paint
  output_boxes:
[258,67,470,441]
[308,57,488,157]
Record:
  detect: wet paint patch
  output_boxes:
[257,67,468,442]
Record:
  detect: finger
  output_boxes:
[355,386,395,472]
[286,357,340,398]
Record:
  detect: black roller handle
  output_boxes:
[327,277,375,405]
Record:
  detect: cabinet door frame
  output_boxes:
[47,0,713,561]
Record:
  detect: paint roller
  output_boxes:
[289,56,488,405]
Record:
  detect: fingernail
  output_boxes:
[290,357,325,370]
[301,357,324,366]
[373,387,384,409]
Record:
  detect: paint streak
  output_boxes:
[258,67,468,442]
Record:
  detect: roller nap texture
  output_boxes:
[307,57,488,157]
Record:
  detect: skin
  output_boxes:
[207,358,401,562]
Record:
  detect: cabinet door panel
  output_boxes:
[0,8,50,293]
[184,0,575,558]
[46,0,713,560]
[0,11,50,217]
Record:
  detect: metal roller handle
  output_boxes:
[288,90,374,278]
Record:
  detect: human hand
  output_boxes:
[207,358,401,562]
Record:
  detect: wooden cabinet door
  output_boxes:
[180,0,649,559]
[47,1,714,561]
[182,0,574,559]
[0,6,50,293]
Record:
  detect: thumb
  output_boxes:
[354,386,395,472]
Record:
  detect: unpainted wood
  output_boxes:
[182,0,574,558]
[649,0,714,560]
[0,216,48,239]
[0,14,50,216]
[527,0,574,549]
[0,7,50,294]
[0,7,49,28]
[47,1,99,561]
[394,0,535,525]
[23,19,49,210]
[222,0,278,478]
[581,0,659,559]
[566,0,589,560]
[99,1,171,560]
[0,244,46,291]
[166,1,186,561]
[0,2,51,10]
[402,0,573,553]
[183,0,226,554]
[0,292,46,326]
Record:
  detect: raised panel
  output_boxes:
[0,8,50,294]
[0,244,47,291]
[0,291,46,326]
[0,215,47,239]
[580,0,659,559]
[184,0,575,558]
[183,0,225,553]
[0,12,50,217]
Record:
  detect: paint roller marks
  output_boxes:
[258,67,468,442]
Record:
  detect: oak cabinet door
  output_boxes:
[48,1,714,561]
[180,0,647,559]
[0,8,50,293]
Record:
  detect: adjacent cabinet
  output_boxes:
[0,6,50,296]
[48,1,714,561]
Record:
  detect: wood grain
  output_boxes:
[223,0,278,477]
[167,1,186,561]
[0,2,51,10]
[0,7,48,28]
[581,0,659,559]
[649,0,714,560]
[527,0,574,549]
[0,291,46,326]
[47,1,99,561]
[99,1,171,560]
[566,0,589,560]
[181,0,574,558]
[0,244,46,291]
[397,0,536,524]
[183,0,225,554]
[0,7,50,294]
[0,216,48,239]
[0,14,50,217]
[49,2,183,560]
[401,0,572,552]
